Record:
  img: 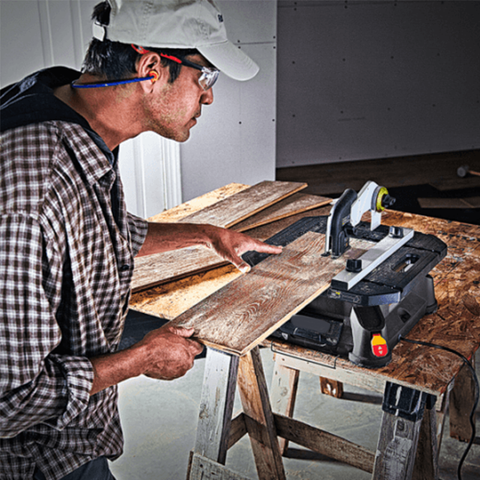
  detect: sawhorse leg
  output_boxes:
[237,347,287,480]
[449,358,477,442]
[373,382,438,480]
[270,361,300,455]
[187,347,285,480]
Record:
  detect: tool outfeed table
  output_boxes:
[129,182,480,480]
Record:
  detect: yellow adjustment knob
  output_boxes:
[375,187,389,212]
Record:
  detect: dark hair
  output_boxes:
[82,2,198,82]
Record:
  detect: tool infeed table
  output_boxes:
[130,184,480,480]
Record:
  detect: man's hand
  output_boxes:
[137,222,282,273]
[203,226,282,273]
[89,325,203,395]
[138,325,204,380]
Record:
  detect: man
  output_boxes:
[0,1,281,479]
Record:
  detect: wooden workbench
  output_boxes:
[130,184,480,480]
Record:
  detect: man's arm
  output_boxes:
[89,324,203,396]
[137,222,282,273]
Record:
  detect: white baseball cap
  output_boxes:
[93,0,259,81]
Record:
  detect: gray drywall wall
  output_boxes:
[276,0,480,167]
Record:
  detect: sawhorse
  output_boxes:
[186,345,451,480]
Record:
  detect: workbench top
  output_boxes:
[130,184,480,397]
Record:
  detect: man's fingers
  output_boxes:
[165,325,204,354]
[166,325,195,337]
[255,243,282,254]
[230,242,282,274]
[237,261,251,274]
[189,339,204,355]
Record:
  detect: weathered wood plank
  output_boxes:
[373,412,424,480]
[187,452,250,480]
[132,246,228,293]
[178,180,307,228]
[412,405,439,480]
[148,183,249,223]
[274,414,375,473]
[435,382,452,452]
[237,348,286,480]
[228,413,247,450]
[129,207,333,318]
[130,265,242,320]
[232,193,331,232]
[131,181,309,293]
[168,232,374,356]
[449,359,477,442]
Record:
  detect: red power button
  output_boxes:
[371,334,388,357]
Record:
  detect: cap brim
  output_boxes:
[197,40,259,81]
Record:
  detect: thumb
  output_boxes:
[167,325,195,337]
[228,253,251,274]
[237,261,251,274]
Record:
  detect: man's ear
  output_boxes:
[136,52,168,92]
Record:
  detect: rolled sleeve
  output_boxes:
[127,212,148,256]
[44,355,94,430]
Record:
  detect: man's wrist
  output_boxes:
[89,342,148,395]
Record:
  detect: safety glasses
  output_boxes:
[132,45,219,91]
[177,56,219,91]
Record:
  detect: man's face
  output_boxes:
[142,54,214,142]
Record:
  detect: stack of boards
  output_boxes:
[131,181,331,294]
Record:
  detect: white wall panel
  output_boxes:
[276,0,480,167]
[120,133,181,219]
[1,1,46,85]
[0,0,95,85]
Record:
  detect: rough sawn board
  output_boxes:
[177,180,307,227]
[148,183,249,223]
[169,231,375,356]
[131,247,228,293]
[132,181,308,293]
[232,193,331,232]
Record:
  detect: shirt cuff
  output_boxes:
[127,213,149,256]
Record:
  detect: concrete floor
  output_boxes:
[109,338,480,480]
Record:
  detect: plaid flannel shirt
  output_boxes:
[0,121,148,480]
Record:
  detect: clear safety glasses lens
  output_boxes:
[198,67,219,91]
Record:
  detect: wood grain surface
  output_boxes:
[132,181,310,293]
[129,206,333,318]
[130,265,241,320]
[131,247,228,293]
[177,180,307,227]
[232,193,331,232]
[132,195,331,293]
[168,232,374,356]
[148,183,249,223]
